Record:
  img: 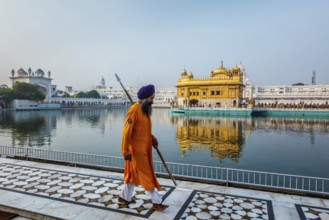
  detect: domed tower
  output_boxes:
[17,68,28,76]
[35,69,45,77]
[188,71,194,79]
[238,62,253,100]
[181,68,188,78]
[232,65,241,75]
[100,77,105,88]
[211,61,231,77]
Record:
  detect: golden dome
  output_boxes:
[232,65,242,74]
[211,60,230,77]
[181,68,187,77]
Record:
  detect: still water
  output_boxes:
[1,108,329,178]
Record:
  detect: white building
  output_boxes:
[96,86,177,107]
[9,67,56,101]
[243,75,329,107]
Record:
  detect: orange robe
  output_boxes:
[121,103,161,191]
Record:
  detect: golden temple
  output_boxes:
[176,61,244,108]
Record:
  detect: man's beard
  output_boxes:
[141,100,152,116]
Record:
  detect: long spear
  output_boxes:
[115,73,177,186]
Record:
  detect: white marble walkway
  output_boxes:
[0,157,328,220]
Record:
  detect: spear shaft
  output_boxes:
[116,76,134,104]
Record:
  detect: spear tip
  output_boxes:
[114,73,121,82]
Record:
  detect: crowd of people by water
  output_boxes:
[51,101,130,107]
[57,101,329,110]
[255,102,329,109]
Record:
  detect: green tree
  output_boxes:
[292,82,305,86]
[87,90,100,98]
[0,88,15,108]
[75,90,100,98]
[12,82,45,101]
[76,92,87,98]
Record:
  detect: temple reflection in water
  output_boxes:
[1,109,328,167]
[171,115,251,162]
[170,113,329,162]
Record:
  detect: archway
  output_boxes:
[189,99,199,107]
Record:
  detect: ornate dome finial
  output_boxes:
[188,71,194,78]
[17,68,27,76]
[181,68,188,77]
[35,69,45,77]
[211,60,230,77]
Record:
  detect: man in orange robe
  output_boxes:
[119,84,169,211]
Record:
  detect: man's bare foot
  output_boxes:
[118,196,136,204]
[152,203,169,211]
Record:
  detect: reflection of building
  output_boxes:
[8,111,59,148]
[9,67,56,101]
[254,117,329,145]
[176,61,245,108]
[174,116,249,162]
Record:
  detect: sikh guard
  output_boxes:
[119,84,169,211]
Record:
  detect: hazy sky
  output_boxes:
[1,0,328,90]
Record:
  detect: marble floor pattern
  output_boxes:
[295,204,329,220]
[1,159,329,220]
[174,190,275,220]
[0,163,174,218]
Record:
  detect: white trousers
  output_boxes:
[120,183,162,204]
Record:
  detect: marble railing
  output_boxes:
[1,145,328,197]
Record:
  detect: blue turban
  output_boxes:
[137,84,155,99]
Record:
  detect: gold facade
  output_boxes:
[176,61,244,108]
